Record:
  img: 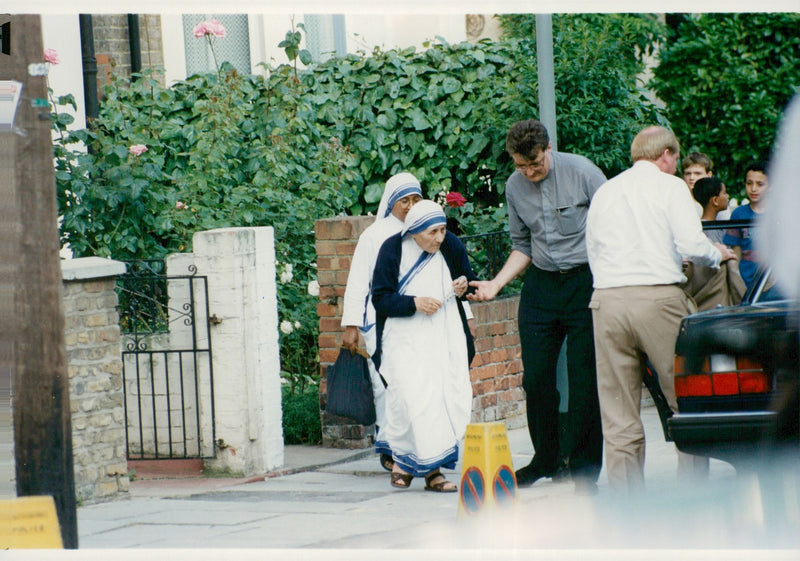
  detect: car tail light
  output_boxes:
[674,354,771,398]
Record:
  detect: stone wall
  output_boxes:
[315,216,526,448]
[61,257,129,504]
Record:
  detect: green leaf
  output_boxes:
[364,182,384,204]
[114,145,129,160]
[465,136,489,159]
[408,107,432,131]
[377,110,398,129]
[442,76,460,94]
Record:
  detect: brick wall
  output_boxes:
[469,295,526,428]
[315,216,526,448]
[315,216,374,448]
[93,14,165,91]
[61,259,129,504]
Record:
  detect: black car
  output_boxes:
[662,267,800,468]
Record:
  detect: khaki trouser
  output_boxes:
[590,284,693,494]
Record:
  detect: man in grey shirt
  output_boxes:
[469,119,605,495]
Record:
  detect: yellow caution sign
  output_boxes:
[0,495,63,549]
[458,422,517,517]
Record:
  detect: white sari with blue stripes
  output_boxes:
[380,236,472,477]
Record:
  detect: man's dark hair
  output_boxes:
[506,119,550,159]
[745,160,769,176]
[693,176,724,208]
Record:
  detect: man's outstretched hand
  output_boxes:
[467,279,501,302]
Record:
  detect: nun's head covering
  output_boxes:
[401,200,446,237]
[377,172,423,219]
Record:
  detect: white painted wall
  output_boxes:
[162,13,467,81]
[190,226,284,476]
[344,14,466,53]
[41,14,87,131]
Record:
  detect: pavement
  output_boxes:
[4,404,800,559]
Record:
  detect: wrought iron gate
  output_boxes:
[117,260,216,460]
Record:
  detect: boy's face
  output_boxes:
[745,170,769,206]
[714,183,730,211]
[683,164,712,190]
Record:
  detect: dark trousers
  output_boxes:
[518,264,603,481]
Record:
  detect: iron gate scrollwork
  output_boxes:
[117,260,216,460]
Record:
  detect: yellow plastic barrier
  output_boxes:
[458,422,517,517]
[0,495,63,549]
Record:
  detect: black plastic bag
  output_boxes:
[325,348,376,426]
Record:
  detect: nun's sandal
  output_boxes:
[424,471,457,493]
[391,472,413,489]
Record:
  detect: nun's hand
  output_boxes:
[414,296,442,315]
[341,325,360,353]
[452,275,468,298]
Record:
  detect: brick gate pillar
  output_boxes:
[315,216,375,448]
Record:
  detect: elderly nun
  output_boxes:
[341,172,423,472]
[371,200,478,492]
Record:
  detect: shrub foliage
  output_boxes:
[651,12,800,197]
[498,13,669,178]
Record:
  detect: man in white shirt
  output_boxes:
[585,126,736,494]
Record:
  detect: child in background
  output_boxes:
[684,175,746,313]
[682,152,715,218]
[693,177,730,244]
[723,161,769,287]
[682,152,714,191]
[682,151,734,220]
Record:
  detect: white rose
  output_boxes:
[279,320,294,334]
[307,279,320,296]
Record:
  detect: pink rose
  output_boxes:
[193,19,226,38]
[175,201,188,210]
[445,192,467,208]
[129,144,148,156]
[44,48,60,65]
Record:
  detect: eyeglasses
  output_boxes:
[513,155,547,172]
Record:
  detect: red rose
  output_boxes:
[445,192,467,208]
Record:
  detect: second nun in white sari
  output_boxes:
[371,200,478,492]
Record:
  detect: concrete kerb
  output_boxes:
[263,447,374,479]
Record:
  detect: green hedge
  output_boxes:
[652,12,800,197]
